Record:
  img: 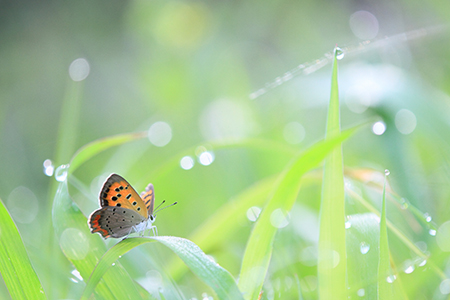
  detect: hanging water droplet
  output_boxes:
[43,159,54,176]
[418,259,427,267]
[384,169,390,176]
[335,47,345,60]
[424,212,432,222]
[404,264,415,274]
[400,198,410,209]
[111,262,116,266]
[360,242,370,254]
[345,221,351,229]
[55,164,70,182]
[429,229,437,236]
[386,274,397,283]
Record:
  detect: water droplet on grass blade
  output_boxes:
[55,164,69,182]
[360,242,370,254]
[384,169,390,176]
[386,274,396,283]
[247,206,262,222]
[335,47,345,60]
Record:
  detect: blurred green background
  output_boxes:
[1,0,450,299]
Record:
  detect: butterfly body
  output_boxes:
[88,174,156,239]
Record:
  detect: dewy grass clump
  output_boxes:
[0,45,447,300]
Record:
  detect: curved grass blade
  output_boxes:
[69,131,148,174]
[317,48,347,300]
[53,180,145,299]
[81,237,244,300]
[0,198,47,300]
[166,176,277,278]
[238,128,356,300]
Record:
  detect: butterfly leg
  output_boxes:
[151,225,158,236]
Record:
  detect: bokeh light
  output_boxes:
[148,121,172,147]
[7,186,39,224]
[395,109,417,135]
[180,156,195,170]
[349,11,379,40]
[283,122,306,144]
[372,121,386,135]
[69,58,90,82]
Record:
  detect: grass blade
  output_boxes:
[81,237,244,300]
[346,213,380,299]
[68,131,148,174]
[53,180,145,299]
[0,198,47,300]
[238,128,356,300]
[317,48,347,299]
[377,175,396,299]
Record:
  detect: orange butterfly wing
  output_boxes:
[99,174,148,219]
[140,183,155,216]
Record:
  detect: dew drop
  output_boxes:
[424,212,432,223]
[55,164,70,182]
[112,262,116,266]
[335,47,345,60]
[198,151,215,166]
[404,265,415,274]
[400,198,410,209]
[71,269,83,281]
[429,229,437,236]
[246,206,262,222]
[43,159,54,176]
[360,242,370,254]
[386,274,396,283]
[345,221,351,229]
[384,169,390,176]
[418,259,427,267]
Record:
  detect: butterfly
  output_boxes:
[88,174,162,239]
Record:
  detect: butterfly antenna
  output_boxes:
[153,200,166,212]
[154,201,177,216]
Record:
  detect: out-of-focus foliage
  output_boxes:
[1,0,450,299]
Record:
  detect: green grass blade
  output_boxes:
[317,49,347,299]
[377,176,395,299]
[238,128,356,300]
[52,180,145,299]
[346,213,380,299]
[346,183,445,280]
[0,198,47,300]
[69,131,148,174]
[81,237,244,300]
[167,176,277,278]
